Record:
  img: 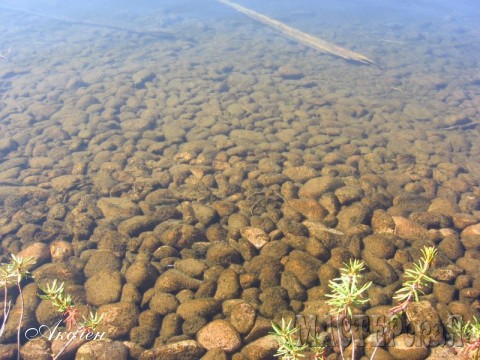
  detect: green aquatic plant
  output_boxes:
[450,316,480,360]
[271,318,327,360]
[0,254,35,360]
[326,259,372,360]
[369,246,438,360]
[326,259,372,318]
[390,246,437,317]
[38,279,104,360]
[271,246,439,360]
[271,318,308,360]
[38,279,103,332]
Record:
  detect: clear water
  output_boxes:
[1,0,480,354]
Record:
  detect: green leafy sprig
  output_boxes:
[325,259,372,318]
[390,247,437,316]
[271,318,308,360]
[38,280,103,331]
[451,316,480,360]
[0,255,35,360]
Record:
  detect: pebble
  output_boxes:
[277,66,304,79]
[97,302,139,339]
[132,69,155,87]
[461,223,480,237]
[125,259,158,291]
[283,250,321,288]
[196,319,242,353]
[49,240,74,262]
[149,292,179,315]
[214,269,241,301]
[76,340,129,360]
[206,243,243,267]
[387,333,429,359]
[174,258,208,278]
[363,234,396,259]
[241,335,278,360]
[283,165,318,183]
[230,302,256,334]
[17,242,51,270]
[288,199,328,221]
[85,270,123,306]
[139,340,205,360]
[97,197,139,219]
[298,176,344,199]
[362,249,399,285]
[154,269,203,293]
[157,223,207,249]
[118,215,157,237]
[83,250,122,278]
[392,216,429,243]
[335,185,364,205]
[176,298,220,320]
[240,227,271,249]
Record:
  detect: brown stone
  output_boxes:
[197,320,241,353]
[230,302,256,335]
[241,335,278,360]
[139,340,205,360]
[240,227,270,250]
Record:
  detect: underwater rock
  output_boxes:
[83,250,121,278]
[173,258,208,279]
[154,269,202,293]
[363,234,396,259]
[0,138,18,155]
[132,69,155,87]
[157,223,207,250]
[149,293,179,316]
[176,298,220,320]
[461,223,480,238]
[97,302,139,339]
[18,242,51,270]
[214,268,240,301]
[85,270,123,306]
[76,340,129,360]
[206,243,242,267]
[230,302,256,335]
[240,227,270,250]
[387,334,429,360]
[118,215,157,237]
[125,259,158,291]
[197,319,241,352]
[139,340,205,360]
[241,335,279,360]
[97,197,139,219]
[283,250,321,288]
[362,249,399,286]
[298,176,344,199]
[277,66,304,80]
[391,216,429,243]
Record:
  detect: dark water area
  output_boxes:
[1,0,480,358]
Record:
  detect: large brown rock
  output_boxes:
[154,269,202,293]
[97,302,139,339]
[97,197,139,219]
[76,339,129,360]
[241,335,279,360]
[197,320,241,353]
[387,334,429,359]
[241,227,271,250]
[298,176,344,199]
[85,270,123,306]
[139,340,205,360]
[176,298,220,320]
